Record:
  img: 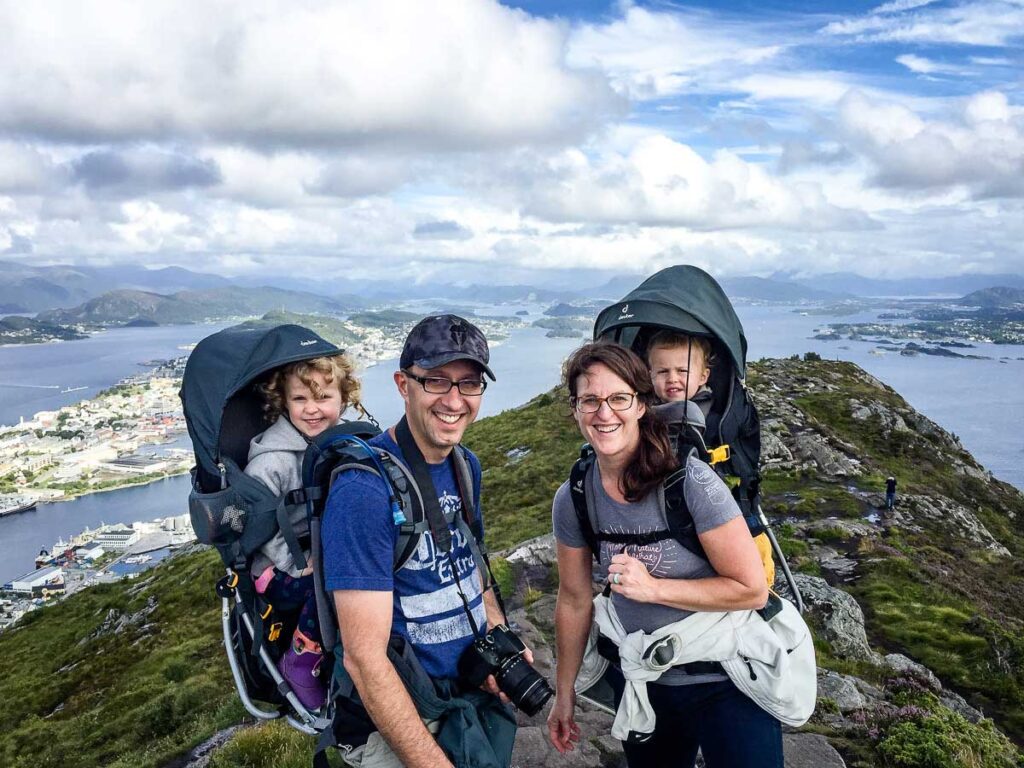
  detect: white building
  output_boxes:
[77,544,105,561]
[9,566,65,596]
[93,526,140,551]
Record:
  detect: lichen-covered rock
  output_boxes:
[791,433,861,478]
[782,733,847,767]
[761,430,794,467]
[784,574,879,664]
[883,653,941,690]
[818,670,867,713]
[896,496,1010,556]
[849,398,910,435]
[504,533,558,567]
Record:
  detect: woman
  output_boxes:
[546,341,781,768]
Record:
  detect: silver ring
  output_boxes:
[612,573,621,585]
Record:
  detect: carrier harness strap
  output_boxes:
[569,452,704,561]
[450,445,503,609]
[395,417,483,639]
[274,495,308,573]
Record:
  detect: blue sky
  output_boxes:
[0,0,1021,287]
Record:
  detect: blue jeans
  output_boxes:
[607,666,783,768]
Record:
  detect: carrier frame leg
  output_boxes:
[220,570,331,735]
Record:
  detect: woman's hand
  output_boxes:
[546,690,581,754]
[607,552,660,603]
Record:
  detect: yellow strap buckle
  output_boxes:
[708,444,731,465]
[226,571,239,589]
[260,603,273,620]
[267,622,283,642]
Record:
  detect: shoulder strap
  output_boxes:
[662,452,707,562]
[394,417,483,638]
[450,446,496,596]
[569,448,600,555]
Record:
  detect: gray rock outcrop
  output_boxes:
[783,575,879,664]
[895,496,1010,555]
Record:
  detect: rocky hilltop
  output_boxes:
[1,358,1021,768]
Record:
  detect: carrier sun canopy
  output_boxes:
[592,265,748,378]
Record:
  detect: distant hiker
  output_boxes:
[885,476,897,510]
[646,330,714,412]
[246,353,363,709]
[322,314,523,768]
[548,342,794,768]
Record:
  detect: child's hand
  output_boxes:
[299,566,314,576]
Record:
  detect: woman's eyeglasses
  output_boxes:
[571,392,637,413]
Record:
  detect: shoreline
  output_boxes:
[18,466,192,507]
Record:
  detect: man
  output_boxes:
[322,314,519,768]
[885,476,897,511]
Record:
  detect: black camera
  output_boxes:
[458,624,554,716]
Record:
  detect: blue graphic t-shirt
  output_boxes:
[322,431,487,680]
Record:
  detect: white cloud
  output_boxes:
[0,142,62,193]
[567,4,784,100]
[0,0,620,150]
[896,53,969,75]
[836,90,1024,196]
[822,1,1024,46]
[517,135,870,231]
[871,0,941,14]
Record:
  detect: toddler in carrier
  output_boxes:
[646,330,714,410]
[245,353,362,709]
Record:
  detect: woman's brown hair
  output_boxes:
[258,354,364,422]
[562,341,677,501]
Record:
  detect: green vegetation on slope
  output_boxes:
[749,358,1024,747]
[463,388,581,551]
[4,358,1024,766]
[236,310,361,348]
[0,549,241,768]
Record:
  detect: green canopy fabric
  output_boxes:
[593,265,748,376]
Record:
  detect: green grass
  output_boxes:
[853,556,1024,741]
[463,388,582,551]
[0,549,240,768]
[6,359,1024,765]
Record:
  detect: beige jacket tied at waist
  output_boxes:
[575,593,816,741]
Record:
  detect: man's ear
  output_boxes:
[394,370,410,402]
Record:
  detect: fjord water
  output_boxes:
[0,322,231,426]
[0,308,1021,583]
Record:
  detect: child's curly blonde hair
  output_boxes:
[257,354,364,422]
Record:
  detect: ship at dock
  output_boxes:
[0,495,37,517]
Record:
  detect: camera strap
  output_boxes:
[395,417,484,639]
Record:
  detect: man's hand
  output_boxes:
[547,690,581,754]
[478,646,534,704]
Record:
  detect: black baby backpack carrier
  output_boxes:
[181,323,378,734]
[590,264,803,610]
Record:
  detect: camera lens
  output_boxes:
[496,655,554,717]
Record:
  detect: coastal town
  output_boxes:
[0,513,195,630]
[0,311,525,630]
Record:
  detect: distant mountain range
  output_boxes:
[0,261,232,312]
[787,272,1024,298]
[959,286,1024,308]
[3,259,1024,317]
[38,287,353,326]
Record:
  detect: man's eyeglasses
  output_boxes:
[571,392,637,413]
[403,370,487,397]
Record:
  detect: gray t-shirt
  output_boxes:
[552,455,740,684]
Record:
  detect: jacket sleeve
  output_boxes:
[244,456,301,576]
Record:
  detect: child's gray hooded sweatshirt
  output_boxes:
[245,416,312,578]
